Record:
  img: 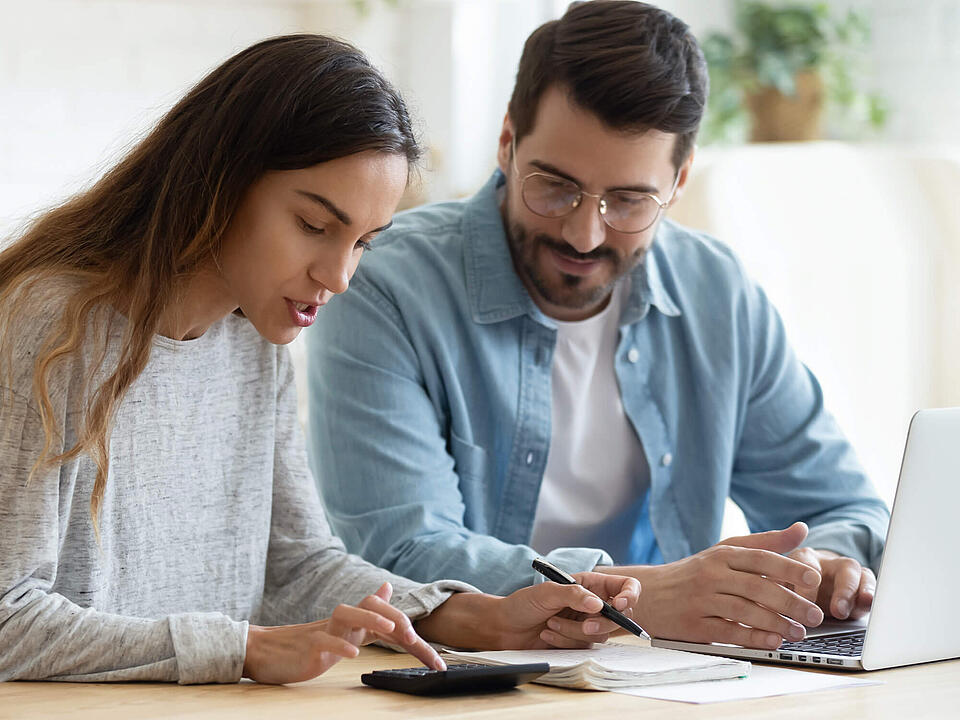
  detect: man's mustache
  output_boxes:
[533,234,616,263]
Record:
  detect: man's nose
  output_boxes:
[561,196,607,254]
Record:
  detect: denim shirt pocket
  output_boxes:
[449,431,490,530]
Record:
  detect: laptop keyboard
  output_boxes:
[779,630,865,657]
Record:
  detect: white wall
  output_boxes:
[3,0,960,239]
[0,0,563,238]
[0,0,313,240]
[2,0,959,533]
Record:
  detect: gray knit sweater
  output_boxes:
[0,306,473,684]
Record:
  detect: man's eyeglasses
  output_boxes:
[510,137,679,234]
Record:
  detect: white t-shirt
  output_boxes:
[530,278,651,557]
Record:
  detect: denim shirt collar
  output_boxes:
[463,170,682,327]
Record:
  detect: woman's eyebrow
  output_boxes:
[295,190,352,225]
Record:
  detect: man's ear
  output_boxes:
[668,146,696,206]
[496,112,514,176]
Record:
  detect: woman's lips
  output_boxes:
[286,298,320,327]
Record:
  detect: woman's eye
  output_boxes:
[355,239,372,252]
[299,217,325,235]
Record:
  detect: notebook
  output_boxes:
[442,642,749,690]
[652,407,960,671]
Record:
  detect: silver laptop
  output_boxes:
[652,408,960,671]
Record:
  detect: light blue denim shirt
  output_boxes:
[307,171,889,596]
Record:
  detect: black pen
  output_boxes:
[532,557,650,640]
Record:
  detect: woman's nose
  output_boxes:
[308,247,353,296]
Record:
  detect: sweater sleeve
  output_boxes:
[256,348,477,628]
[0,386,247,684]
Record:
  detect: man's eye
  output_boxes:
[542,176,574,191]
[609,192,653,208]
[299,217,325,235]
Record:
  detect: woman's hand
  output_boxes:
[243,582,445,684]
[414,572,640,651]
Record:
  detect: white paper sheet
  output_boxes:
[615,664,883,704]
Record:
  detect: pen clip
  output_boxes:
[532,557,578,584]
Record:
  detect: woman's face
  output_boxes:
[218,151,408,344]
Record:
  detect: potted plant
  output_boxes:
[701,1,887,143]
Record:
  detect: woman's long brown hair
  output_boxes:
[0,34,420,536]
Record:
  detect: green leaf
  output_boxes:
[701,0,888,142]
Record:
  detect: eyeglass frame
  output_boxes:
[510,136,681,234]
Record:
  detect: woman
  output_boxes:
[0,35,639,685]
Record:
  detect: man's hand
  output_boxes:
[243,582,445,684]
[415,572,640,650]
[595,522,825,650]
[787,547,875,620]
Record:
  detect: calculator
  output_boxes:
[360,662,550,695]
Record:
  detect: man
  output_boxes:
[306,0,889,650]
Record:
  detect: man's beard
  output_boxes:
[505,212,646,312]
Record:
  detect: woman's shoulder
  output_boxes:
[1,274,110,396]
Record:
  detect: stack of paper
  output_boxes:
[442,642,750,691]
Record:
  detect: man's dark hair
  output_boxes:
[508,0,708,170]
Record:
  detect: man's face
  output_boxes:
[497,86,691,321]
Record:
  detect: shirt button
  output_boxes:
[525,451,535,466]
[627,348,640,363]
[661,453,673,467]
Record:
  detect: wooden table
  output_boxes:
[4,644,959,719]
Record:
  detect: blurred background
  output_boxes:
[2,0,959,530]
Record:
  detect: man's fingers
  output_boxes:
[711,593,807,641]
[828,558,866,619]
[723,569,824,627]
[720,522,808,554]
[857,568,877,603]
[786,547,823,603]
[718,545,821,590]
[850,569,876,619]
[698,618,784,650]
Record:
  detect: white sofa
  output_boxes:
[669,142,960,512]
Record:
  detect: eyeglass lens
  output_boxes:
[521,174,663,233]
